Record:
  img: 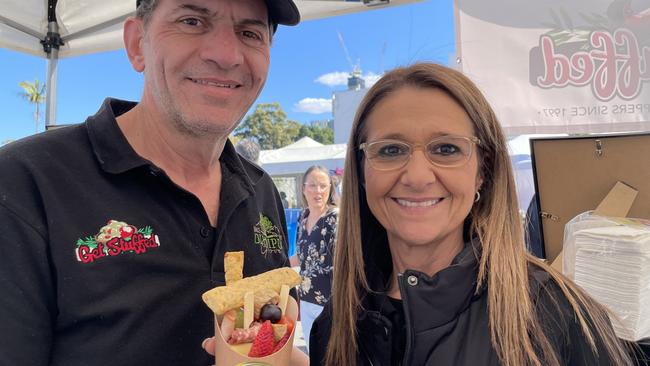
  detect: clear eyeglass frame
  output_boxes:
[359,135,481,171]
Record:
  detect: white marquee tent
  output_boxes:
[259,137,346,176]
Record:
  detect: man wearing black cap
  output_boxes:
[0,0,308,365]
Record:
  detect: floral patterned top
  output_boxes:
[296,207,338,305]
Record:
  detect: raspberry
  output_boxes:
[248,320,275,357]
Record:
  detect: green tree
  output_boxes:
[234,103,301,149]
[229,134,243,146]
[299,124,334,145]
[18,79,47,133]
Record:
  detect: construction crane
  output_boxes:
[336,30,365,91]
[379,40,387,75]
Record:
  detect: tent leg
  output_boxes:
[45,48,59,129]
[43,0,62,129]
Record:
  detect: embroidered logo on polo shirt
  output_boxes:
[75,220,161,264]
[253,214,283,256]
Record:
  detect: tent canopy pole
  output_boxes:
[42,0,63,128]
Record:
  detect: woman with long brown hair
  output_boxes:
[289,165,338,353]
[308,63,634,365]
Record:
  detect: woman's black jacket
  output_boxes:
[309,245,622,366]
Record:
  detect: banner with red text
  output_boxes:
[456,0,650,135]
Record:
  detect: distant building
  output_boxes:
[332,88,368,144]
[331,66,376,143]
[347,67,366,91]
[309,119,334,129]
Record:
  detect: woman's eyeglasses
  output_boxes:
[359,135,481,171]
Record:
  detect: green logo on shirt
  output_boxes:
[253,214,283,255]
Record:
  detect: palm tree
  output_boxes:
[18,79,46,133]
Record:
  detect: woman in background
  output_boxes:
[290,165,338,353]
[309,63,633,365]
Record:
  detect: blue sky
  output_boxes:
[0,0,455,144]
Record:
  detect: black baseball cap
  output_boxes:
[136,0,300,26]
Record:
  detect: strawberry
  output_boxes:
[248,320,275,357]
[272,329,291,353]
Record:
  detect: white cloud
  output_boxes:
[315,72,349,87]
[294,98,332,114]
[316,70,383,88]
[364,72,381,87]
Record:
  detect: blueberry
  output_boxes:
[259,304,282,323]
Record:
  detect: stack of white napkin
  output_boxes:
[563,212,650,341]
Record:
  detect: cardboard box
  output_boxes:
[530,132,650,263]
[549,181,639,271]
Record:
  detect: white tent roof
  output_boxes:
[260,141,346,164]
[260,142,347,175]
[0,0,423,58]
[0,0,133,58]
[284,136,323,149]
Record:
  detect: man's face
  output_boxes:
[137,0,270,137]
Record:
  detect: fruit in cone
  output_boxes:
[272,330,291,353]
[203,252,300,361]
[248,321,275,357]
[272,323,288,341]
[259,304,282,323]
[277,315,294,335]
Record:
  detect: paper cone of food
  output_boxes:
[202,252,301,366]
[213,296,298,365]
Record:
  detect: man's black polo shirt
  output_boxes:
[0,99,290,366]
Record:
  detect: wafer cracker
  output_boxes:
[243,292,254,329]
[202,267,300,315]
[278,284,290,315]
[224,251,244,285]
